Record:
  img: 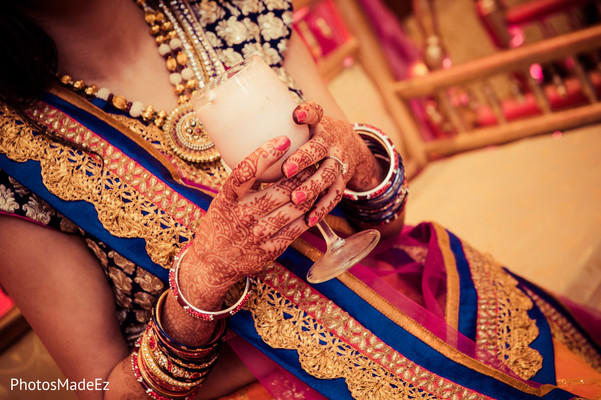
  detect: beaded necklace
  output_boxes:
[58,0,224,164]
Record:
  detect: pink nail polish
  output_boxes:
[294,191,306,204]
[308,215,318,227]
[284,162,298,177]
[275,136,290,151]
[295,110,307,123]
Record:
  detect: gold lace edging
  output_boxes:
[524,287,601,373]
[246,262,491,400]
[0,102,198,268]
[464,243,543,380]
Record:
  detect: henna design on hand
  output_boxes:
[176,137,314,314]
[285,103,384,226]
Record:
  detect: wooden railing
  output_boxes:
[295,0,601,174]
[393,25,601,160]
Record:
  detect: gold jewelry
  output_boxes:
[169,245,253,321]
[162,102,220,163]
[58,0,225,164]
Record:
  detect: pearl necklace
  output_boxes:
[59,0,224,164]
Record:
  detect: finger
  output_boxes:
[235,168,313,223]
[271,211,314,247]
[270,167,313,203]
[252,200,313,240]
[293,102,324,126]
[290,159,339,206]
[265,213,312,251]
[221,136,291,202]
[282,133,328,178]
[304,175,345,227]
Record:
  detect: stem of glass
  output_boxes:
[316,221,345,251]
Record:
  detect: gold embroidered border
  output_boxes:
[247,262,492,400]
[330,224,553,396]
[0,101,555,396]
[48,85,230,191]
[464,244,543,380]
[524,287,601,373]
[0,102,198,268]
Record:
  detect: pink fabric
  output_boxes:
[557,294,601,344]
[357,0,420,80]
[300,224,526,377]
[228,333,328,400]
[0,290,14,317]
[357,0,437,141]
[228,224,530,399]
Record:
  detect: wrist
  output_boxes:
[170,244,252,321]
[346,137,385,192]
[341,124,408,227]
[178,242,240,309]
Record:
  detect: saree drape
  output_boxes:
[1,88,600,399]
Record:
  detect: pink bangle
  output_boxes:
[168,244,252,321]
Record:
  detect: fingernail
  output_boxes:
[283,162,298,177]
[293,191,306,204]
[294,109,307,123]
[308,215,318,227]
[275,136,290,151]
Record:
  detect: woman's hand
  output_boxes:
[282,102,384,226]
[178,136,314,310]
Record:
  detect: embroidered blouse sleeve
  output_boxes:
[0,168,79,234]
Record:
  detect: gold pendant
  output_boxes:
[163,103,220,163]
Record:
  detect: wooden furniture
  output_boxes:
[476,0,601,49]
[399,0,601,164]
[294,0,601,175]
[397,25,601,159]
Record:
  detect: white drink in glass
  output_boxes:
[193,56,380,283]
[194,56,308,182]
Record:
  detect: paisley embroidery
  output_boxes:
[0,0,296,346]
[0,2,568,396]
[0,183,19,213]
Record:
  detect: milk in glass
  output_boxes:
[194,56,309,182]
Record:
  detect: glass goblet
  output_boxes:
[193,55,380,283]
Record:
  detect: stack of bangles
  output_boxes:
[132,245,253,399]
[341,124,408,227]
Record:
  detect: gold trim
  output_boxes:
[432,224,460,330]
[48,84,186,185]
[0,102,198,268]
[526,287,601,373]
[465,244,543,380]
[0,99,556,396]
[335,271,553,396]
[288,222,552,396]
[290,237,323,263]
[250,264,489,400]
